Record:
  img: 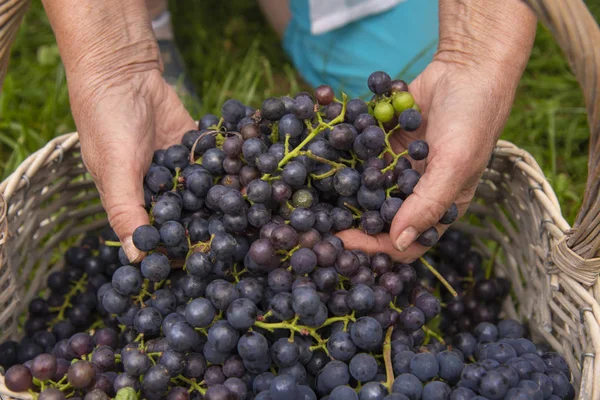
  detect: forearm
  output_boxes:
[437,0,537,81]
[41,0,161,84]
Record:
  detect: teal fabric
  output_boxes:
[283,0,439,99]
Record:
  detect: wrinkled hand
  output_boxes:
[337,60,519,262]
[73,68,196,263]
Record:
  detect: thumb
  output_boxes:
[390,154,466,252]
[97,159,150,264]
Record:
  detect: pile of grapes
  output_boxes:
[0,71,574,400]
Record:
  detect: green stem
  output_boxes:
[311,168,337,180]
[344,202,363,217]
[299,150,345,169]
[271,123,279,144]
[104,240,122,247]
[423,326,445,345]
[386,184,399,198]
[485,243,500,280]
[389,301,403,314]
[419,257,458,297]
[284,134,291,156]
[383,326,395,393]
[172,167,181,191]
[50,274,88,326]
[254,318,327,348]
[132,279,152,306]
[382,150,409,173]
[262,93,348,181]
[175,375,207,395]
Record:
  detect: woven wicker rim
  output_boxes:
[0,0,600,399]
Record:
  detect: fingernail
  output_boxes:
[395,227,419,252]
[123,236,144,264]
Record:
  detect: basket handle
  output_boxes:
[524,0,600,259]
[0,0,30,91]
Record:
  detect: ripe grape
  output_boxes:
[132,225,160,251]
[399,109,422,131]
[67,360,96,389]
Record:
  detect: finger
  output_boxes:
[336,229,431,263]
[390,153,466,253]
[96,157,150,264]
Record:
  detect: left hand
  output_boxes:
[337,58,528,262]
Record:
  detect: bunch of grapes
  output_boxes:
[0,71,574,400]
[407,230,514,337]
[387,318,575,400]
[0,230,123,370]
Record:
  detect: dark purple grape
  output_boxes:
[329,123,357,150]
[334,168,361,196]
[361,211,385,234]
[132,225,160,252]
[5,364,33,392]
[222,99,246,124]
[145,165,174,193]
[397,169,420,196]
[368,71,392,95]
[294,92,315,120]
[399,109,422,131]
[354,113,377,133]
[67,360,96,389]
[261,97,286,121]
[417,227,439,247]
[282,161,307,189]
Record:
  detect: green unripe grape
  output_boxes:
[374,102,395,123]
[292,189,314,208]
[115,387,138,400]
[412,103,421,113]
[392,91,415,114]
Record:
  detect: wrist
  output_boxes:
[436,0,537,83]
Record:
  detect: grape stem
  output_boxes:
[298,150,345,170]
[388,301,403,314]
[382,326,395,393]
[172,167,181,191]
[271,123,279,144]
[49,273,88,327]
[231,263,247,283]
[261,93,348,181]
[174,375,207,395]
[418,257,458,297]
[254,312,355,357]
[343,202,363,218]
[104,240,122,247]
[381,150,408,173]
[485,243,500,280]
[422,326,445,345]
[284,134,291,156]
[132,279,152,306]
[278,245,300,262]
[385,184,399,198]
[87,318,105,332]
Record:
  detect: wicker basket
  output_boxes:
[1,0,600,399]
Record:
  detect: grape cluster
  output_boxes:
[421,230,513,336]
[0,231,122,369]
[0,71,575,400]
[387,318,575,400]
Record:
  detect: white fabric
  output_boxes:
[151,10,172,31]
[308,0,405,35]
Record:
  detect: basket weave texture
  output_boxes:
[1,0,600,399]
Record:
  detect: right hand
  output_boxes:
[71,66,196,263]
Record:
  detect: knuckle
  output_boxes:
[410,190,450,226]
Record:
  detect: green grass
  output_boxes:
[0,0,598,224]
